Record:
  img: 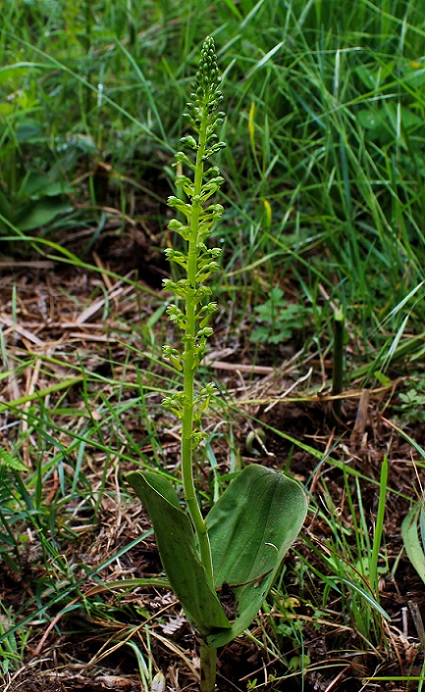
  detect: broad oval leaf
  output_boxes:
[126,470,230,635]
[14,198,73,231]
[205,464,307,647]
[402,503,425,586]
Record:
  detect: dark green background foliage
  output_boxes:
[2,0,425,335]
[3,1,425,408]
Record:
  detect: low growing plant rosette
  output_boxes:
[126,37,307,692]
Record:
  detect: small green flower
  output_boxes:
[162,36,225,435]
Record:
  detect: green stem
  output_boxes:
[181,104,213,582]
[200,641,216,692]
[331,304,344,422]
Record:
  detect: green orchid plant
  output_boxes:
[126,37,307,692]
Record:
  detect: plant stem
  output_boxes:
[331,304,344,422]
[200,641,216,692]
[181,105,213,582]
